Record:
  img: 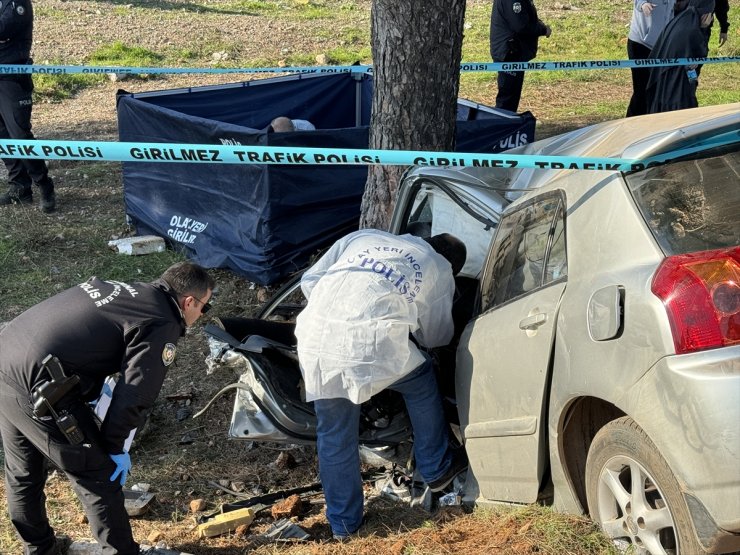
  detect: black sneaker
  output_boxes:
[427,450,468,492]
[0,185,32,205]
[39,177,56,213]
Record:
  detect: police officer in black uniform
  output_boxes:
[676,0,729,45]
[675,0,730,92]
[489,0,551,112]
[0,0,55,212]
[0,261,215,554]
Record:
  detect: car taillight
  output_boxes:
[652,247,740,354]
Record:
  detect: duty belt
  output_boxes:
[0,368,26,394]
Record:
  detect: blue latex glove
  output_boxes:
[109,452,131,486]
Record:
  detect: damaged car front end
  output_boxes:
[200,318,415,466]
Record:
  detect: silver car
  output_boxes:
[203,103,740,554]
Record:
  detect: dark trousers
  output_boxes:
[0,387,138,555]
[0,77,50,190]
[495,68,526,113]
[314,356,451,537]
[626,39,652,117]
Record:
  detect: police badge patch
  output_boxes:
[513,2,522,13]
[162,343,177,366]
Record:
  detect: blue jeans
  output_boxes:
[314,356,452,536]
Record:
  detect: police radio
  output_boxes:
[31,355,84,445]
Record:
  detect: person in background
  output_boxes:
[0,262,215,554]
[646,0,716,113]
[626,0,676,117]
[0,0,56,212]
[676,0,728,45]
[294,229,469,540]
[712,0,729,47]
[674,0,729,94]
[489,0,552,112]
[270,116,316,132]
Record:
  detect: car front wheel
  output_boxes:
[585,416,703,555]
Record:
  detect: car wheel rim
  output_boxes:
[596,455,678,555]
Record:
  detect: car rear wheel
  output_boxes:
[585,416,703,555]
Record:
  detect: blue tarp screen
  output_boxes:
[117,73,536,285]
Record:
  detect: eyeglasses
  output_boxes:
[190,294,212,314]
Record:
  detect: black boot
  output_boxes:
[38,177,56,213]
[0,184,32,205]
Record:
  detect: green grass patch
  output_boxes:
[474,505,623,554]
[32,43,164,102]
[112,6,135,16]
[0,218,183,321]
[0,162,186,321]
[33,73,105,103]
[219,0,334,18]
[549,100,628,121]
[462,2,494,60]
[698,88,740,105]
[219,0,279,14]
[169,48,202,64]
[291,5,334,20]
[313,26,370,47]
[88,41,164,67]
[33,6,67,18]
[325,45,372,64]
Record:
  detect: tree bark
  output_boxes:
[360,0,466,230]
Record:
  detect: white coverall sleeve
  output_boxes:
[414,258,456,348]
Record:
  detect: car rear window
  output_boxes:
[626,146,739,255]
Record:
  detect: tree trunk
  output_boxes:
[360,0,466,230]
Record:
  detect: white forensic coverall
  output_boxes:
[295,229,456,404]
[291,119,316,131]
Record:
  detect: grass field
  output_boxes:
[0,0,738,553]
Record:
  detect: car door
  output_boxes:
[456,190,567,503]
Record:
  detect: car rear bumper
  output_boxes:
[628,345,740,551]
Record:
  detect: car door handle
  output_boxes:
[519,313,547,330]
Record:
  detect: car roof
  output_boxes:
[404,103,740,202]
[518,103,739,159]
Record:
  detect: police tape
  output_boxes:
[461,56,739,72]
[0,133,737,172]
[1,56,738,76]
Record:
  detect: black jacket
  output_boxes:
[0,0,33,65]
[677,0,729,34]
[0,277,186,453]
[646,5,710,114]
[489,0,548,62]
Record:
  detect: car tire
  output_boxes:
[585,416,703,555]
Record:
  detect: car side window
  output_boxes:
[405,189,434,238]
[481,193,567,311]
